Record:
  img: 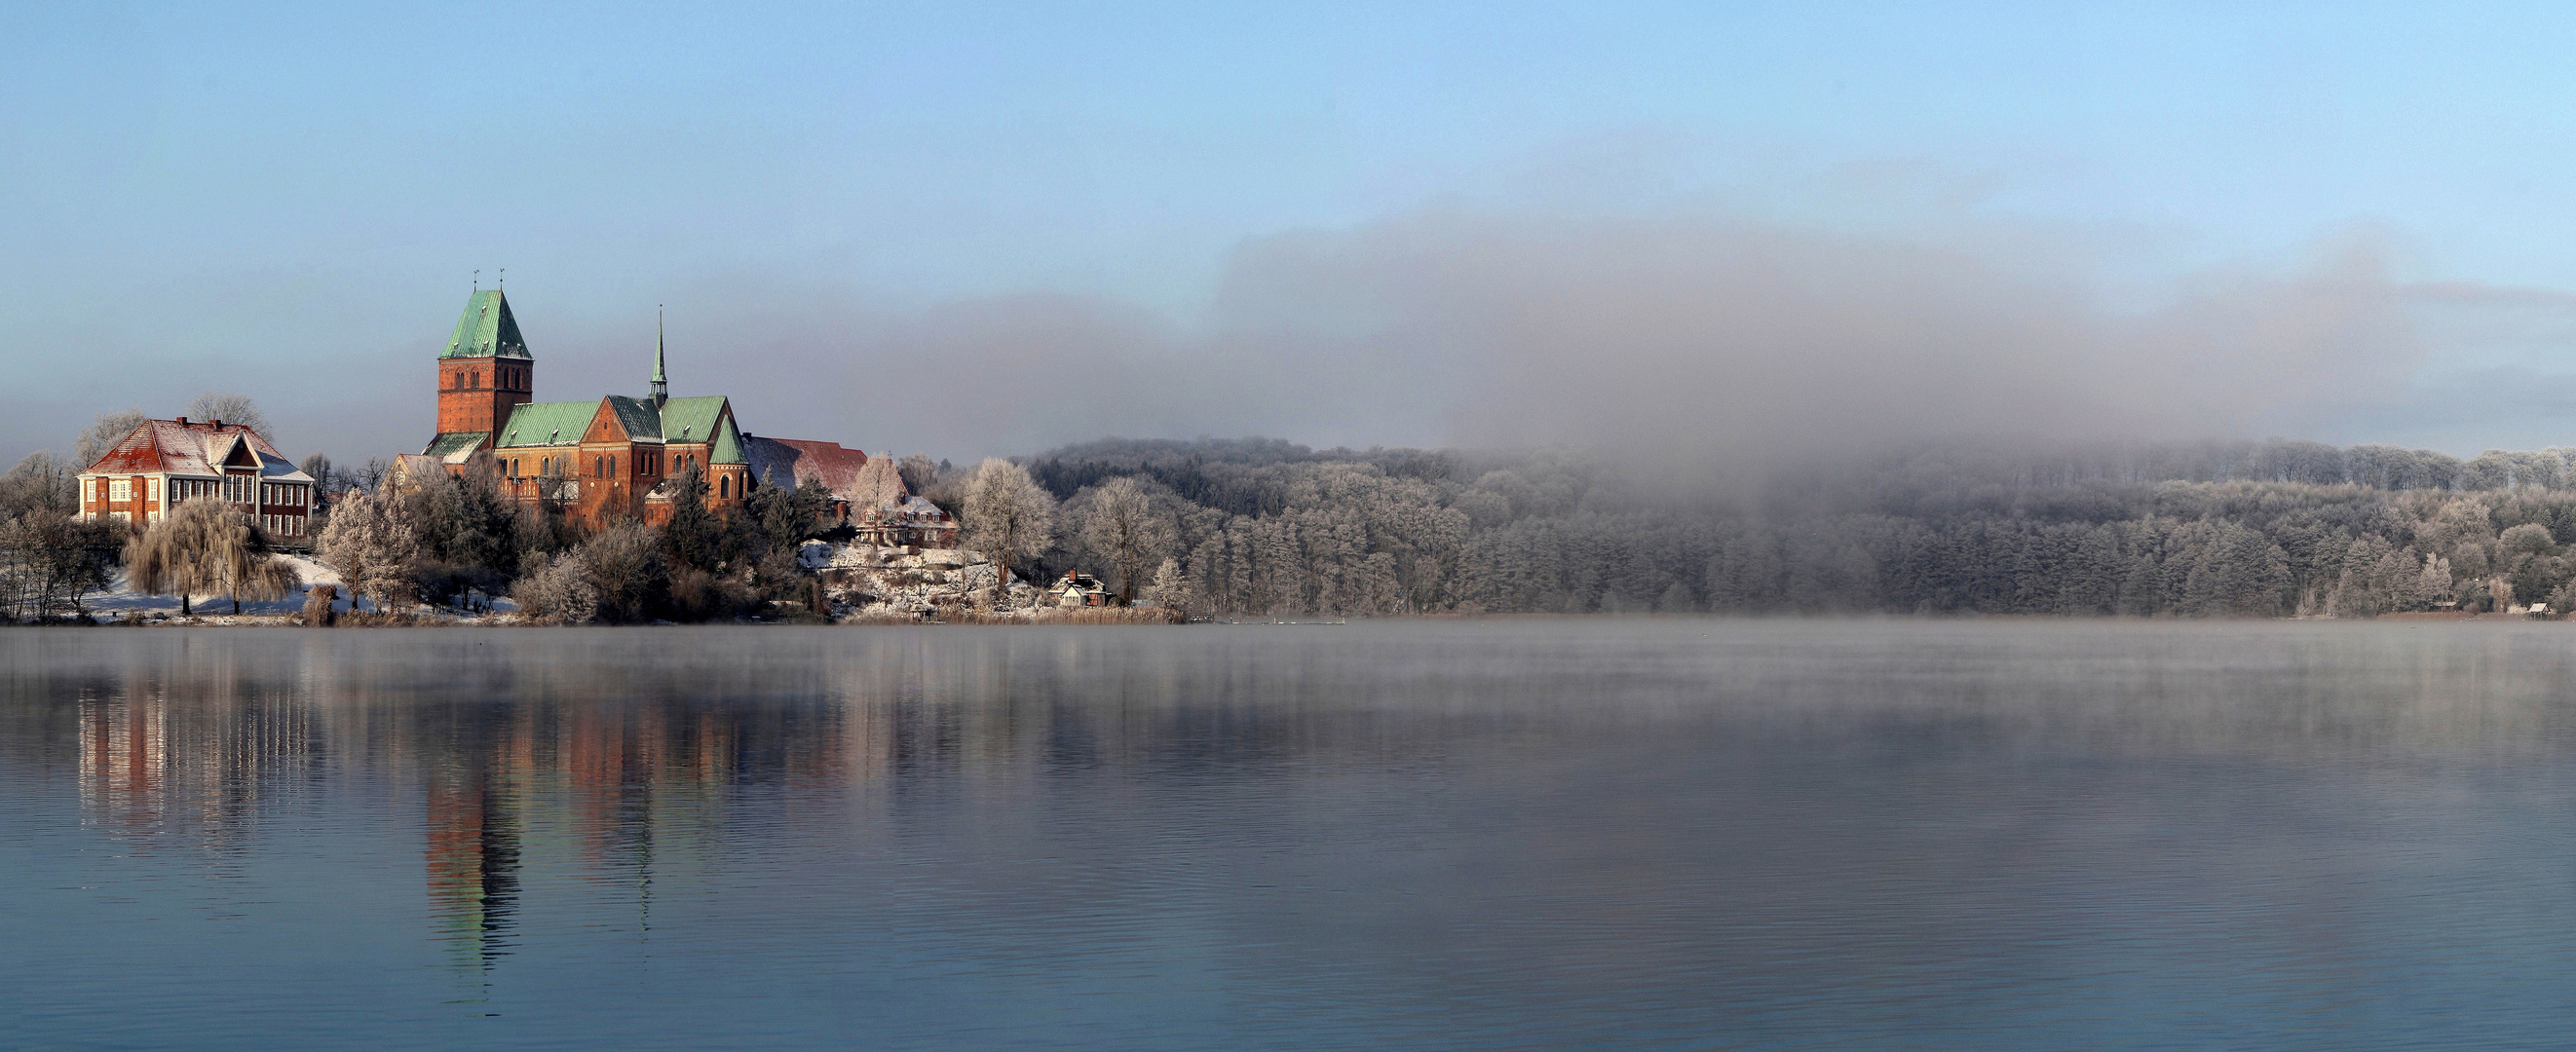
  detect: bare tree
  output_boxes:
[75,409,148,467]
[896,453,941,495]
[0,514,119,621]
[2,452,76,516]
[186,393,272,439]
[961,458,1055,602]
[317,487,420,612]
[1078,475,1174,604]
[126,499,298,616]
[1,452,111,620]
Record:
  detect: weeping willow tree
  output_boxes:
[124,498,298,615]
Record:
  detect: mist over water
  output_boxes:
[8,620,2576,1049]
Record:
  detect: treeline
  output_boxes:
[318,460,837,623]
[0,453,120,620]
[965,437,2576,618]
[26,408,2576,621]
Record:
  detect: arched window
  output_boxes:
[719,475,730,499]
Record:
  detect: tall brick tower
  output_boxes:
[427,288,534,457]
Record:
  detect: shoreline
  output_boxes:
[6,610,2561,628]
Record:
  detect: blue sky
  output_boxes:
[11,2,2576,463]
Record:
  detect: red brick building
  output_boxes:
[415,288,947,534]
[77,418,318,542]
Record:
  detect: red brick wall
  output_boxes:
[82,474,153,522]
[436,358,532,437]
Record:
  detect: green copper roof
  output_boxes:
[651,312,668,392]
[440,289,532,360]
[603,395,663,442]
[709,416,746,465]
[657,395,727,445]
[422,432,487,457]
[493,401,596,448]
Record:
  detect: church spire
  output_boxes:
[650,307,668,408]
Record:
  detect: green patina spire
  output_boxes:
[441,288,532,360]
[650,307,668,408]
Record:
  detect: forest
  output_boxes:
[975,436,2576,619]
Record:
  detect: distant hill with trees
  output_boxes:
[999,436,2576,618]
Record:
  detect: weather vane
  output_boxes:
[499,268,505,289]
[473,269,479,290]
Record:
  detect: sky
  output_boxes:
[11,1,2576,466]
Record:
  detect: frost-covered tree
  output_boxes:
[1076,476,1174,604]
[185,393,271,440]
[962,459,1055,597]
[74,408,148,467]
[318,487,420,612]
[1141,556,1198,616]
[403,454,524,586]
[2501,522,2557,557]
[581,520,666,623]
[126,498,298,616]
[511,549,599,624]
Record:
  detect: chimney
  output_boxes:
[174,416,188,426]
[209,419,222,429]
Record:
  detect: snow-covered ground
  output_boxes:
[84,554,342,618]
[801,541,1038,617]
[80,555,515,620]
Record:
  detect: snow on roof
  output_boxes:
[83,418,308,480]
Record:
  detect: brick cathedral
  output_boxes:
[412,287,954,545]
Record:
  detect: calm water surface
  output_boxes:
[7,620,2576,1050]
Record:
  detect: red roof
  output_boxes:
[83,419,306,480]
[743,436,873,502]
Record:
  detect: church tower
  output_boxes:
[433,288,535,447]
[650,309,668,409]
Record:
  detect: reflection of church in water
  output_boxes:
[65,644,1131,972]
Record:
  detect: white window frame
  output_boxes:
[109,479,131,502]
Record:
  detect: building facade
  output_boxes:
[77,418,318,542]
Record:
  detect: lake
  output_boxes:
[6,620,2576,1049]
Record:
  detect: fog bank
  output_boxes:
[693,209,2526,468]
